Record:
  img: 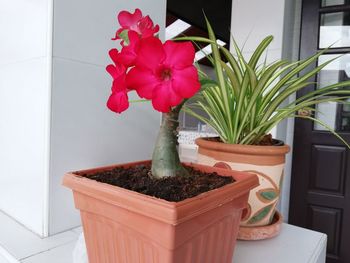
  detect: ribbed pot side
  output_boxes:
[195,138,290,227]
[63,160,258,263]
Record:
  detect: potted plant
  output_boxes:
[179,23,350,240]
[63,9,258,263]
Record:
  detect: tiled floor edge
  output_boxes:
[0,245,20,263]
[19,240,77,262]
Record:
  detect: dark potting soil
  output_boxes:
[205,134,284,146]
[80,164,234,202]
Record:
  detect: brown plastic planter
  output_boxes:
[63,160,258,263]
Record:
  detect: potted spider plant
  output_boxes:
[63,9,258,263]
[179,18,350,240]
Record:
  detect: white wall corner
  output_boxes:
[0,0,53,237]
[277,0,302,221]
[42,0,54,238]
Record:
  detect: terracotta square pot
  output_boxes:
[63,160,258,263]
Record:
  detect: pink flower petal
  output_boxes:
[135,36,165,70]
[107,91,129,113]
[117,8,142,29]
[116,52,136,67]
[111,75,127,92]
[163,41,196,69]
[171,66,200,98]
[138,16,159,37]
[115,31,140,66]
[109,49,119,64]
[106,64,125,79]
[126,67,159,99]
[151,82,183,113]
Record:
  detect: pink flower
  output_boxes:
[108,48,119,65]
[107,89,129,114]
[106,59,125,82]
[126,37,200,113]
[113,31,140,67]
[112,8,159,40]
[107,9,200,114]
[106,59,129,114]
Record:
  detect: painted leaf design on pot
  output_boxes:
[247,204,273,224]
[256,188,279,203]
[241,204,252,222]
[279,169,284,189]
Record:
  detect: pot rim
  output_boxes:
[63,160,258,225]
[195,137,290,156]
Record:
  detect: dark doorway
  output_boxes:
[167,0,232,43]
[289,1,350,262]
[166,1,232,130]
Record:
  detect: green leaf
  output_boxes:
[204,15,234,142]
[248,35,274,70]
[173,36,215,44]
[261,191,277,200]
[279,170,284,190]
[220,61,240,96]
[180,23,350,147]
[219,46,243,83]
[257,188,279,202]
[199,78,218,88]
[118,29,129,45]
[247,204,274,224]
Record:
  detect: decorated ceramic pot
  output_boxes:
[195,138,290,227]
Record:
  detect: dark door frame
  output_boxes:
[289,1,350,262]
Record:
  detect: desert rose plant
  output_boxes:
[63,10,259,261]
[106,9,200,178]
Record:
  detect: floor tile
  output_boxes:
[0,254,11,263]
[21,242,76,263]
[0,212,78,260]
[0,246,19,263]
[70,227,83,235]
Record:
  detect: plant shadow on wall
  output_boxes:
[63,9,258,263]
[176,23,350,239]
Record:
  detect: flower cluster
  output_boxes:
[106,9,200,113]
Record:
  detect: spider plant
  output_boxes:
[178,18,350,146]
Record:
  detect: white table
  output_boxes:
[233,223,327,263]
[179,146,327,263]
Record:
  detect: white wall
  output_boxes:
[0,0,52,235]
[49,0,166,235]
[230,0,302,221]
[231,0,286,62]
[0,0,165,237]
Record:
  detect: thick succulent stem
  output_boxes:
[151,106,189,178]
